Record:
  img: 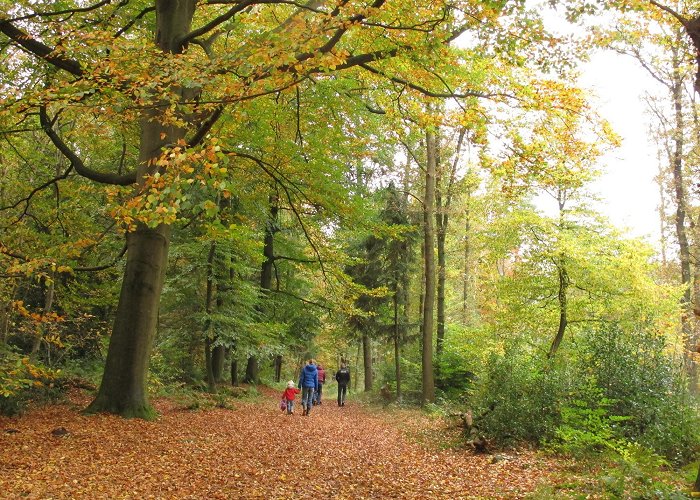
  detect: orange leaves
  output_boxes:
[0,389,561,498]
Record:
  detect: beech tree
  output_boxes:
[1,0,491,417]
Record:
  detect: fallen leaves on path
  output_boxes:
[0,388,561,499]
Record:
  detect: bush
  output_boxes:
[575,325,700,465]
[472,345,564,444]
[547,379,631,456]
[0,345,60,415]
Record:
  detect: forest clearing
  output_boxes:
[2,0,700,498]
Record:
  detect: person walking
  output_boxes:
[298,359,318,416]
[335,363,350,407]
[314,364,326,405]
[281,380,300,415]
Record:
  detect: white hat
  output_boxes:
[287,380,295,388]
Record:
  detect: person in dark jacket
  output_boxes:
[314,364,326,405]
[335,363,350,406]
[298,359,318,416]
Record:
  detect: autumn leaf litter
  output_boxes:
[0,388,561,499]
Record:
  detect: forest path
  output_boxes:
[0,387,559,499]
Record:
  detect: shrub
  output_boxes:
[0,345,60,415]
[472,345,564,444]
[575,325,700,465]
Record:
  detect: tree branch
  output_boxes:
[359,62,490,99]
[179,0,258,46]
[114,6,156,38]
[648,0,689,26]
[186,105,225,147]
[73,243,128,272]
[271,288,332,310]
[0,20,83,76]
[7,0,114,23]
[39,107,137,185]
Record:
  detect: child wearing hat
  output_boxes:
[281,380,301,415]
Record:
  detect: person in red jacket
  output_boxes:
[281,380,301,415]
[314,364,326,405]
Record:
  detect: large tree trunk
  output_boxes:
[243,356,259,384]
[86,0,196,417]
[86,225,172,418]
[212,346,225,383]
[422,130,437,404]
[363,333,373,391]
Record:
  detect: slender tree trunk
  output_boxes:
[205,338,215,393]
[245,194,280,384]
[422,130,437,403]
[204,242,217,393]
[668,50,699,390]
[401,150,413,345]
[86,0,197,417]
[434,127,461,383]
[230,358,239,386]
[669,53,692,335]
[690,219,700,394]
[393,292,402,401]
[463,179,475,326]
[548,192,569,359]
[274,354,282,383]
[435,189,446,384]
[212,287,225,383]
[31,271,55,355]
[419,238,425,341]
[363,333,373,391]
[548,260,569,358]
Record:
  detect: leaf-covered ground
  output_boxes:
[0,388,561,499]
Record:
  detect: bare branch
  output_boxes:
[39,107,137,185]
[114,6,155,38]
[179,0,257,46]
[73,243,127,272]
[0,166,73,213]
[7,0,114,23]
[186,105,225,147]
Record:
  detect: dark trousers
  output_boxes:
[337,384,347,406]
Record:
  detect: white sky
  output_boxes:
[579,51,664,243]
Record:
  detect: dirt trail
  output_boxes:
[0,389,558,498]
